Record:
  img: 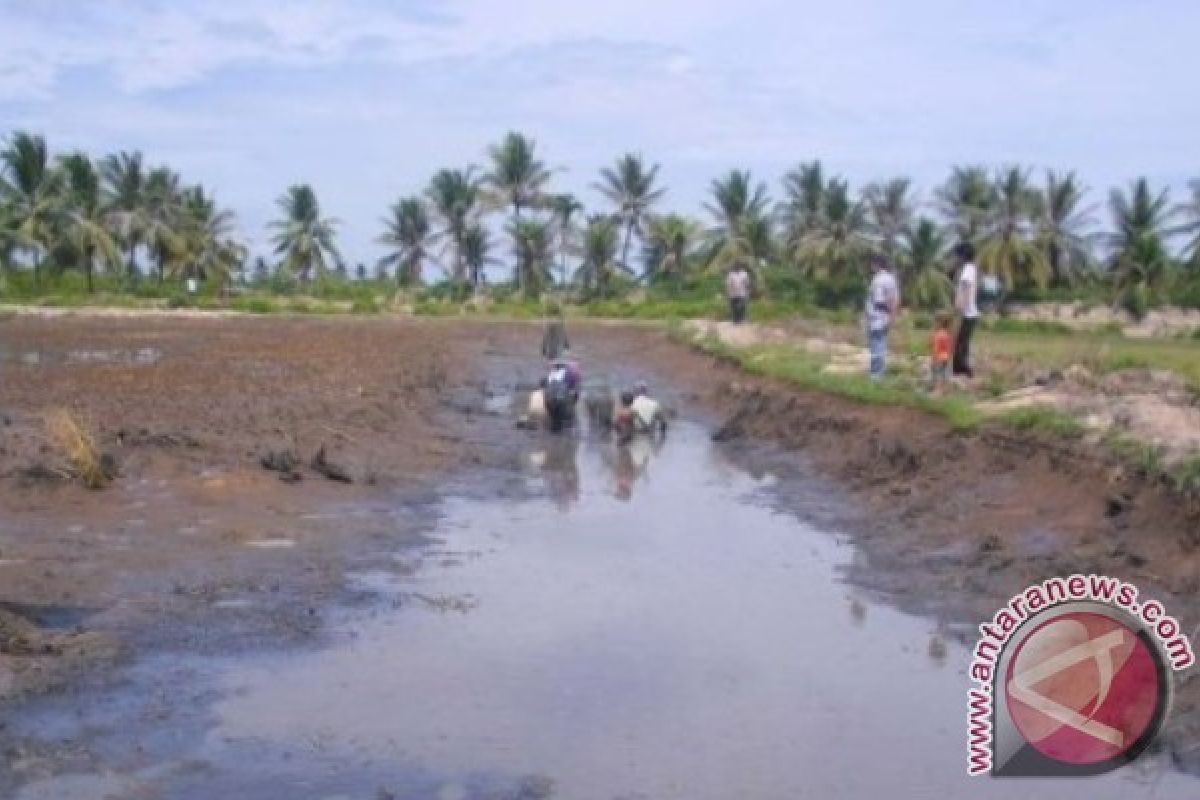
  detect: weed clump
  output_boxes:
[44,409,113,489]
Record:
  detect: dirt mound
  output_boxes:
[0,608,123,702]
[1007,302,1200,338]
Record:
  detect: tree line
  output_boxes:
[3,129,1199,311]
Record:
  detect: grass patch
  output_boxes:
[1104,431,1166,477]
[985,317,1074,336]
[1169,457,1200,494]
[683,332,982,430]
[995,406,1086,438]
[977,329,1200,390]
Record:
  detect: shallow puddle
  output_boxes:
[9,422,1196,799]
[0,346,162,366]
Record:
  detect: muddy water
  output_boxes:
[9,422,1197,799]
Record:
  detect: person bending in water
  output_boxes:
[614,383,667,443]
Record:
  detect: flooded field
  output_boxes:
[6,419,1195,799]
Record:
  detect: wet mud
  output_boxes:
[0,316,1198,797]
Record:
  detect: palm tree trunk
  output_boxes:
[126,236,139,285]
[33,250,42,291]
[512,204,522,295]
[558,233,567,288]
[620,218,635,272]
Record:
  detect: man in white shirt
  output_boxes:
[865,256,900,378]
[953,242,980,378]
[725,263,751,324]
[614,382,667,442]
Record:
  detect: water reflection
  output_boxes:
[0,346,162,366]
[603,436,665,502]
[529,435,580,511]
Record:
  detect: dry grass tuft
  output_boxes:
[44,408,111,489]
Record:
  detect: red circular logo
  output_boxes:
[1004,611,1164,766]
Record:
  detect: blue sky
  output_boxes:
[1,0,1196,268]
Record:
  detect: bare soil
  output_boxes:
[0,314,527,703]
[1,313,1198,776]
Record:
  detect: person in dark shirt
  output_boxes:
[541,303,569,360]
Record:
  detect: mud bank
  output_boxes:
[587,322,1200,769]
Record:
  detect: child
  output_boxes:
[930,313,953,392]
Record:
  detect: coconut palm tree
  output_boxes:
[460,222,500,290]
[645,213,702,286]
[143,167,183,284]
[485,131,551,222]
[0,203,15,288]
[378,196,432,288]
[1174,178,1200,268]
[0,131,62,289]
[979,166,1049,291]
[58,152,122,292]
[704,169,771,270]
[863,177,916,261]
[173,186,243,285]
[1108,178,1175,313]
[100,150,148,281]
[574,214,621,298]
[779,161,826,247]
[937,165,995,244]
[547,193,584,286]
[426,167,481,289]
[593,153,666,271]
[898,217,953,310]
[270,184,340,283]
[1035,171,1098,288]
[507,216,554,298]
[793,179,870,280]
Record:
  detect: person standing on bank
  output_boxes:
[952,242,980,378]
[865,256,901,378]
[725,262,751,324]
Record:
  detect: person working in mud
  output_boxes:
[725,263,752,324]
[613,382,667,443]
[541,354,582,432]
[541,303,570,361]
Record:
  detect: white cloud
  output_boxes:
[1,0,1197,263]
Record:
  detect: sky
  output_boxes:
[1,0,1196,269]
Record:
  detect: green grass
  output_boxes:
[976,329,1200,390]
[995,406,1086,438]
[1169,456,1200,494]
[1103,431,1166,476]
[684,333,982,430]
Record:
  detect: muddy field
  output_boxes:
[1,313,1199,797]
